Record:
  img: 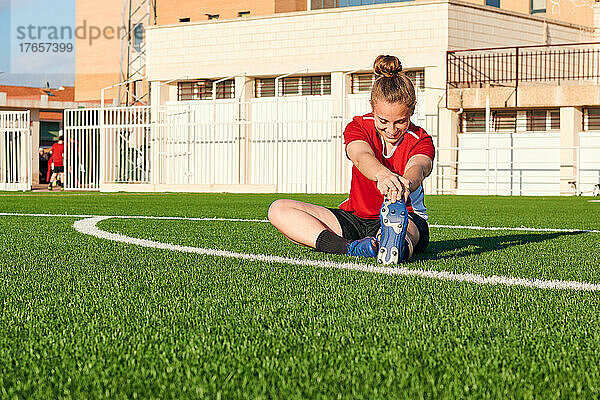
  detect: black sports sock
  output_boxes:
[315,230,349,254]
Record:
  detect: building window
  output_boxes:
[179,17,190,22]
[335,0,413,7]
[311,0,413,8]
[527,109,560,131]
[486,0,500,7]
[527,110,547,131]
[584,108,600,131]
[256,78,275,97]
[207,14,219,20]
[463,110,559,133]
[177,79,235,100]
[492,111,516,132]
[351,70,424,94]
[461,111,515,133]
[311,0,337,9]
[462,111,486,133]
[255,75,331,97]
[351,73,377,94]
[238,11,250,17]
[531,0,546,14]
[550,110,560,130]
[133,23,144,52]
[300,75,331,96]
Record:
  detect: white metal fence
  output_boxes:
[0,111,31,191]
[64,108,100,190]
[102,106,151,185]
[61,97,600,196]
[64,107,152,190]
[155,101,241,186]
[580,133,600,195]
[434,132,600,196]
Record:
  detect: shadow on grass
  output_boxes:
[415,231,585,261]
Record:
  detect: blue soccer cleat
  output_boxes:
[377,199,409,265]
[347,237,378,258]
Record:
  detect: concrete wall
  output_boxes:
[156,0,274,24]
[542,0,596,27]
[448,84,600,110]
[75,0,597,102]
[155,0,307,24]
[146,1,449,81]
[448,1,595,49]
[146,0,450,125]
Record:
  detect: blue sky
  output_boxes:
[0,0,75,88]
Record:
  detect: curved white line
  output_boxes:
[2,212,600,233]
[73,216,600,292]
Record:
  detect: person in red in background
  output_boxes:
[48,135,65,191]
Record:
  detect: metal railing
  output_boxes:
[447,42,600,88]
[61,101,600,196]
[0,111,31,191]
[434,142,600,196]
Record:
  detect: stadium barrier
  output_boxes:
[61,96,600,196]
[0,111,31,191]
[150,98,350,193]
[64,108,101,190]
[435,135,600,196]
[63,93,428,193]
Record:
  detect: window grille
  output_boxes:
[531,0,546,13]
[255,75,331,97]
[527,109,560,131]
[462,111,486,133]
[462,109,559,133]
[584,108,600,131]
[351,70,425,94]
[313,0,416,8]
[177,79,235,101]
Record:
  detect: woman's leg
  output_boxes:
[404,221,420,259]
[268,199,343,248]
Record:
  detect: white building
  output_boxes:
[136,0,600,195]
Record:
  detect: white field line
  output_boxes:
[1,212,600,233]
[72,216,600,292]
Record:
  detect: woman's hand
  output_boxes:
[375,169,411,203]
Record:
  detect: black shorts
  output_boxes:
[53,166,64,173]
[328,208,430,254]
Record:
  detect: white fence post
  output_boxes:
[0,111,31,191]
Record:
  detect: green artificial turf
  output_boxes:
[1,193,600,399]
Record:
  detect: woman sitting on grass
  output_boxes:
[268,55,435,264]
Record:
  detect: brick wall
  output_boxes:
[75,0,122,101]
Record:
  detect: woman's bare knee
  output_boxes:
[268,199,296,225]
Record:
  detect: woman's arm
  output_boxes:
[346,141,433,203]
[346,140,407,202]
[403,154,433,193]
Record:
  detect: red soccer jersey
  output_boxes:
[339,113,435,220]
[50,142,64,167]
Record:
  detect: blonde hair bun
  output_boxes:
[373,55,403,78]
